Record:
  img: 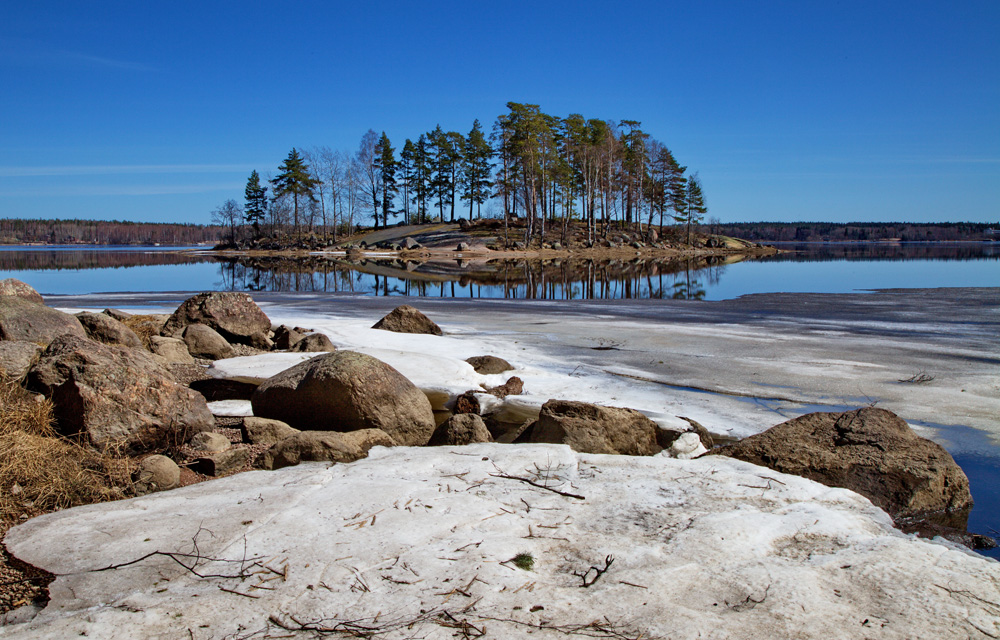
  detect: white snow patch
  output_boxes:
[3,444,998,639]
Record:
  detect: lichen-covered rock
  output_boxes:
[0,297,86,345]
[257,429,394,470]
[251,350,435,446]
[371,305,442,336]
[75,312,143,349]
[0,278,44,304]
[711,407,972,521]
[182,323,235,360]
[526,399,661,456]
[428,413,492,446]
[26,334,213,452]
[161,292,271,346]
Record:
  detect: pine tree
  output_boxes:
[399,139,415,224]
[412,134,431,224]
[376,132,397,228]
[685,173,707,245]
[244,170,268,240]
[461,119,493,220]
[271,149,319,239]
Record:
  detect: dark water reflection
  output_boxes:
[0,242,995,300]
[215,255,733,300]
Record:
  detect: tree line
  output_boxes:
[0,218,223,245]
[709,222,998,243]
[214,102,708,246]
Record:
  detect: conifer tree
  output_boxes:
[399,139,415,224]
[684,173,707,244]
[271,148,319,239]
[244,170,268,239]
[461,119,493,220]
[376,132,397,228]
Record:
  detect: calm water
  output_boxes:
[0,242,996,299]
[1,241,998,555]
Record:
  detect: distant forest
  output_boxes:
[710,222,997,243]
[0,218,223,245]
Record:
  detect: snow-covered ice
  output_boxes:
[4,445,998,639]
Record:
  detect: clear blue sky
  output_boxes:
[1,1,997,225]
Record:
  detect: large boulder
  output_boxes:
[526,399,661,456]
[0,341,42,379]
[257,429,394,470]
[371,305,443,336]
[0,297,86,345]
[251,350,436,446]
[710,408,973,521]
[428,413,492,446]
[0,278,44,304]
[75,312,144,349]
[466,355,513,375]
[26,334,214,452]
[182,323,235,360]
[161,292,271,347]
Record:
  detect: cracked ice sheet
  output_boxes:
[209,310,770,436]
[4,444,999,639]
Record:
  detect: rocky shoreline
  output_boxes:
[1,279,998,637]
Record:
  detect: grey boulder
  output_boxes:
[711,407,972,522]
[182,323,235,360]
[371,305,443,336]
[257,429,394,470]
[26,334,214,452]
[526,399,661,456]
[289,332,336,352]
[161,292,271,347]
[0,297,86,345]
[75,312,144,349]
[251,350,435,446]
[0,341,42,379]
[428,413,492,446]
[0,278,44,304]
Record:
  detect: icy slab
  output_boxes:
[4,444,998,639]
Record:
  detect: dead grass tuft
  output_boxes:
[0,373,54,438]
[0,375,133,522]
[120,314,163,350]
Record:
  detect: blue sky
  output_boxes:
[1,1,997,225]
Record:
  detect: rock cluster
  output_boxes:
[0,281,981,550]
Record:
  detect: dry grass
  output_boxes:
[0,375,133,522]
[119,314,164,350]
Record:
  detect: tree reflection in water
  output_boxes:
[213,255,733,300]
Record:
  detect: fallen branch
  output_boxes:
[573,555,615,588]
[490,473,585,500]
